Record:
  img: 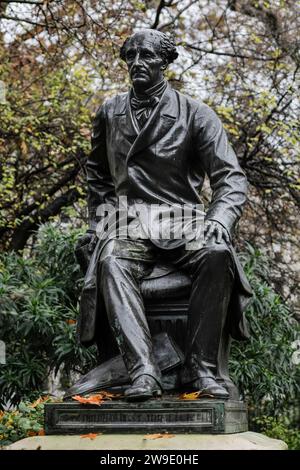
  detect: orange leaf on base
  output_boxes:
[72,394,105,406]
[80,433,101,440]
[72,390,122,406]
[144,433,175,440]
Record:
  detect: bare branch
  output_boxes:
[151,0,166,29]
[182,43,278,61]
[0,1,43,4]
[0,14,46,27]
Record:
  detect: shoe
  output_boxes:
[189,377,229,399]
[124,375,162,401]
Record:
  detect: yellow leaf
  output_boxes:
[179,391,202,400]
[179,391,214,400]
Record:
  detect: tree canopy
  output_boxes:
[0,0,299,306]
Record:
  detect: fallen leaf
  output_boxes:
[80,433,101,440]
[38,429,45,436]
[29,396,49,408]
[72,394,105,406]
[179,391,215,400]
[179,391,202,400]
[27,430,37,437]
[144,433,175,440]
[72,391,122,406]
[66,319,76,325]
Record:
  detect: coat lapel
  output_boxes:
[126,84,177,162]
[113,93,137,145]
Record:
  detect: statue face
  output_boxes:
[124,32,166,90]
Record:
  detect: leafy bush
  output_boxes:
[0,396,52,447]
[230,244,300,415]
[253,415,300,450]
[0,224,98,409]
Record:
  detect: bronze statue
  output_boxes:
[74,30,252,402]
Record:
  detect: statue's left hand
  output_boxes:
[204,220,230,245]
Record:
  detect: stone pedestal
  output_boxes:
[7,432,287,450]
[44,398,247,435]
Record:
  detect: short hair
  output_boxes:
[120,29,178,65]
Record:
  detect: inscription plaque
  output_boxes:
[45,398,247,435]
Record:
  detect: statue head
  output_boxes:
[120,29,178,91]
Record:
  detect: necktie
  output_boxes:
[130,79,167,129]
[130,95,159,128]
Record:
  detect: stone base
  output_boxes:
[7,432,287,450]
[45,398,247,435]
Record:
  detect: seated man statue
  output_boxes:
[77,29,252,401]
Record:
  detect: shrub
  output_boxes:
[0,224,98,409]
[230,244,300,415]
[0,396,52,447]
[253,415,300,450]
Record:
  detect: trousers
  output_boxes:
[98,237,234,387]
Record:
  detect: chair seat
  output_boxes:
[141,265,191,300]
